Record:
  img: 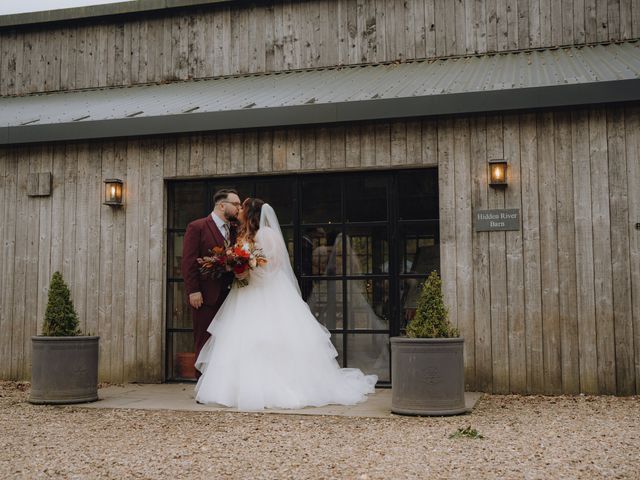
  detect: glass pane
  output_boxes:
[346,227,388,275]
[345,175,387,222]
[171,182,208,229]
[167,282,192,329]
[306,280,343,329]
[400,277,428,329]
[281,227,295,265]
[168,232,184,278]
[301,227,343,276]
[255,179,295,225]
[168,331,197,381]
[210,181,253,202]
[347,333,389,382]
[347,279,389,330]
[301,177,341,224]
[400,222,440,274]
[330,333,344,368]
[398,169,439,220]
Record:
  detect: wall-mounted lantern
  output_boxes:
[104,179,124,207]
[489,159,508,188]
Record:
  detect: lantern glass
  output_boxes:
[104,179,123,206]
[489,160,508,187]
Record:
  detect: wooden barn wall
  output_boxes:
[1,0,640,96]
[0,104,638,393]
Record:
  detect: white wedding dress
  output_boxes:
[194,204,378,410]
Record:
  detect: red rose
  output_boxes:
[234,264,249,274]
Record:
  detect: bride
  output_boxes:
[195,198,378,410]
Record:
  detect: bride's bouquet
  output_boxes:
[197,243,268,288]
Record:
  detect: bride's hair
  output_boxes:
[239,197,265,242]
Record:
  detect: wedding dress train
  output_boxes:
[194,205,377,410]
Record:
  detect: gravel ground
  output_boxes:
[1,382,639,480]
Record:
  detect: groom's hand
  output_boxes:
[189,292,203,309]
[235,271,249,281]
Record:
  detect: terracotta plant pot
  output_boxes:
[175,352,196,379]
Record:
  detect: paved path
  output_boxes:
[76,383,483,417]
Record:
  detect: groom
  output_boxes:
[181,188,242,378]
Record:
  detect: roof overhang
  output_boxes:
[4,79,640,145]
[2,41,640,145]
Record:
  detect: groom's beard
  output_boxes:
[225,212,238,223]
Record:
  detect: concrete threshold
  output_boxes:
[74,384,483,418]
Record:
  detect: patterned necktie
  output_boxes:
[223,223,230,241]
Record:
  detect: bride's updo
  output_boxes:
[238,197,264,243]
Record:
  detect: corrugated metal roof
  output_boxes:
[2,41,640,144]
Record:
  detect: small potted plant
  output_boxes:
[390,270,466,416]
[29,272,100,404]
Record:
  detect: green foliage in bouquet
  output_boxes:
[42,272,80,336]
[405,270,459,338]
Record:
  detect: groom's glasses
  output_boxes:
[220,201,242,208]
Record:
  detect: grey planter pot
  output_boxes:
[30,336,100,405]
[391,337,466,416]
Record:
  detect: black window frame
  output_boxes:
[166,168,439,386]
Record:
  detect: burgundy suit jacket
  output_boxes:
[181,215,234,307]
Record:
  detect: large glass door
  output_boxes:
[299,174,391,382]
[166,169,439,385]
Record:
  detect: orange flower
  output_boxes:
[233,246,250,258]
